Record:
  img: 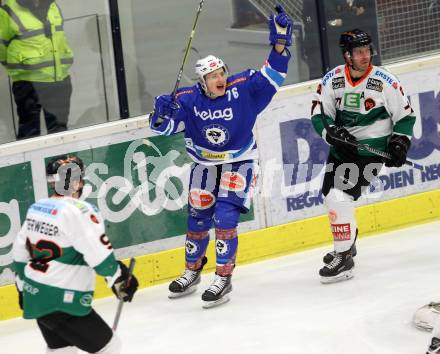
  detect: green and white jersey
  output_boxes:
[311,64,416,158]
[12,196,120,319]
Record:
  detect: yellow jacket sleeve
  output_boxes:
[0,8,16,65]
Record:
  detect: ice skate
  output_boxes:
[201,273,232,309]
[168,257,207,298]
[323,230,358,264]
[427,337,440,354]
[323,243,357,264]
[319,250,354,284]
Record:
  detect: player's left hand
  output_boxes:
[155,94,180,119]
[18,290,23,309]
[112,261,139,302]
[269,4,293,47]
[385,134,411,167]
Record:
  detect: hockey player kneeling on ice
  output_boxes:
[12,155,139,353]
[150,5,292,308]
[310,29,416,284]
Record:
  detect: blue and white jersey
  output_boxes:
[151,48,290,165]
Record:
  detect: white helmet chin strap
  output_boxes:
[206,90,219,99]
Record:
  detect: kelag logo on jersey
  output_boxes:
[194,106,233,121]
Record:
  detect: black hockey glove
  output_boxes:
[325,126,358,161]
[111,261,139,302]
[18,290,23,309]
[385,134,411,167]
[15,284,23,309]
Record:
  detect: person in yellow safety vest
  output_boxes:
[0,0,73,140]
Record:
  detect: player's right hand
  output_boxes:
[15,283,23,310]
[150,94,180,128]
[18,290,23,309]
[325,126,358,160]
[154,94,180,120]
[111,261,139,302]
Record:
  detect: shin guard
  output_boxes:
[185,230,209,270]
[215,228,238,276]
[324,188,357,253]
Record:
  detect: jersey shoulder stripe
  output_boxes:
[176,89,194,98]
[226,76,247,88]
[29,198,64,218]
[322,65,345,87]
[372,66,400,88]
[261,63,286,89]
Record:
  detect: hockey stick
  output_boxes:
[152,0,205,127]
[112,257,136,331]
[319,102,424,171]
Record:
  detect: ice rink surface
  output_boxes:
[2,221,440,354]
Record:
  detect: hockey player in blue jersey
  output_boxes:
[149,5,293,308]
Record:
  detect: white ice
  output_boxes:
[2,221,440,354]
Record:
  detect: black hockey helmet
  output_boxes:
[339,29,373,55]
[46,155,85,196]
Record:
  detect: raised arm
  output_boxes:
[149,94,187,136]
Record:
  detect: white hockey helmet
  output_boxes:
[195,55,228,93]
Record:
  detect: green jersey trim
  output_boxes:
[311,114,333,137]
[56,247,88,266]
[94,253,119,278]
[22,277,93,319]
[393,115,416,136]
[335,106,389,128]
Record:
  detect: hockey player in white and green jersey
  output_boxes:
[310,29,416,284]
[12,155,139,354]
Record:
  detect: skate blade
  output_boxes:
[168,286,197,299]
[202,295,230,309]
[413,321,433,332]
[320,269,354,284]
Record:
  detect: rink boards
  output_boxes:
[0,54,439,320]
